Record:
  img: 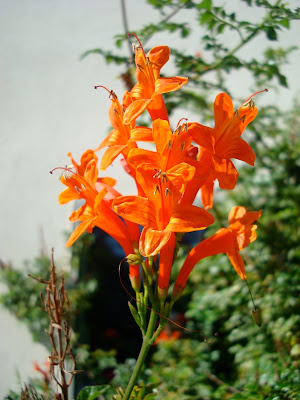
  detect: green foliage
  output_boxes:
[145,94,300,400]
[112,381,160,400]
[76,384,110,400]
[82,0,299,115]
[0,257,50,343]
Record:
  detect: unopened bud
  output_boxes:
[252,308,262,327]
[126,253,143,265]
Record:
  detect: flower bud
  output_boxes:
[252,308,262,327]
[126,253,143,265]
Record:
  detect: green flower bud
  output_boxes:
[126,253,143,265]
[252,308,262,327]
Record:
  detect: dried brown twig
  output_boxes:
[29,248,82,400]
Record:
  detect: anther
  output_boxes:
[161,173,168,182]
[180,142,185,151]
[166,140,172,150]
[240,115,246,123]
[234,109,240,118]
[146,56,151,66]
[128,33,147,60]
[113,108,120,116]
[132,43,141,54]
[154,185,160,195]
[74,186,81,194]
[136,64,143,71]
[153,170,162,179]
[94,85,117,100]
[173,125,181,135]
[165,188,173,196]
[62,170,73,180]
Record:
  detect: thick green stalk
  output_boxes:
[122,309,158,400]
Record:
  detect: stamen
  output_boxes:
[154,185,160,195]
[174,125,182,135]
[136,64,143,71]
[50,167,75,176]
[239,115,246,123]
[161,173,168,182]
[153,169,162,178]
[165,188,173,196]
[132,43,141,53]
[242,88,268,107]
[146,56,151,66]
[113,108,120,116]
[62,170,73,180]
[166,140,172,150]
[74,186,81,194]
[128,33,147,60]
[180,142,185,151]
[94,85,117,100]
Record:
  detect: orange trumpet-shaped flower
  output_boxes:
[128,119,195,194]
[172,206,262,299]
[94,89,140,171]
[57,151,141,289]
[123,34,188,124]
[188,92,261,208]
[112,163,214,258]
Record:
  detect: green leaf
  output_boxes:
[128,301,142,328]
[278,19,290,29]
[144,394,158,400]
[198,0,212,10]
[266,26,277,41]
[76,385,110,400]
[278,73,288,87]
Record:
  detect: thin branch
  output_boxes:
[143,1,190,46]
[120,0,134,65]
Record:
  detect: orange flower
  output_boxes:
[123,34,188,124]
[94,88,138,170]
[113,119,214,258]
[188,92,262,209]
[128,119,195,194]
[154,328,181,345]
[173,206,262,299]
[57,150,141,289]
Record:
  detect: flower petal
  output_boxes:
[129,127,153,142]
[154,77,188,95]
[139,226,172,257]
[123,99,153,124]
[212,156,239,190]
[226,251,246,279]
[167,204,214,232]
[100,145,128,170]
[113,195,157,228]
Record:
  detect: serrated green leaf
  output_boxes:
[76,385,110,400]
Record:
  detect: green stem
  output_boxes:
[123,309,158,400]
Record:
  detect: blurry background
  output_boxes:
[1,0,299,398]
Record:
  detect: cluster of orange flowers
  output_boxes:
[57,35,262,301]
